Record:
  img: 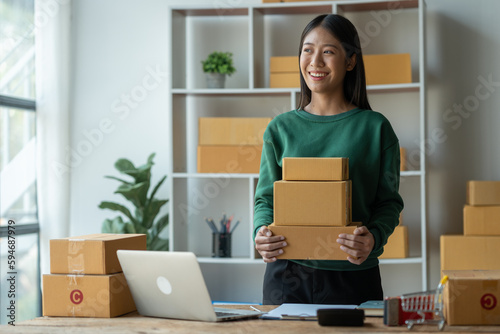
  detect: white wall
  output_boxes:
[67,0,500,300]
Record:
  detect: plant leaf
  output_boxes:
[115,182,149,208]
[98,201,138,225]
[148,175,167,205]
[101,216,128,234]
[149,236,169,251]
[115,158,136,173]
[104,175,133,185]
[150,213,169,239]
[143,199,168,229]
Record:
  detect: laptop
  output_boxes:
[117,250,261,322]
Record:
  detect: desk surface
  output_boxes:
[3,305,500,334]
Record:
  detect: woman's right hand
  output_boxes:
[255,226,287,263]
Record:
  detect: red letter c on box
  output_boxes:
[480,293,497,310]
[70,289,83,305]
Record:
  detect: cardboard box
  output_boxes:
[443,270,500,325]
[198,117,271,146]
[440,235,500,271]
[467,181,500,205]
[364,53,412,85]
[464,205,500,236]
[270,56,298,73]
[197,145,262,174]
[50,234,147,275]
[379,226,408,259]
[274,180,351,226]
[400,147,406,171]
[268,223,356,260]
[43,273,135,318]
[270,73,300,88]
[282,157,349,181]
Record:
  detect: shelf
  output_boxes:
[401,170,423,177]
[168,0,428,297]
[172,83,420,95]
[198,257,264,264]
[173,173,259,179]
[367,83,420,93]
[379,256,423,265]
[337,0,418,13]
[174,171,419,179]
[171,88,297,96]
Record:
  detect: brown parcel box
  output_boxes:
[270,72,300,88]
[197,145,262,174]
[274,180,351,226]
[269,56,300,88]
[467,181,500,205]
[442,270,500,325]
[379,225,408,259]
[282,157,349,181]
[43,272,135,318]
[364,53,412,85]
[400,147,406,171]
[464,205,500,236]
[268,223,356,260]
[198,117,271,146]
[50,234,147,275]
[440,235,500,271]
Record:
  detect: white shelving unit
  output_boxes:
[167,0,427,301]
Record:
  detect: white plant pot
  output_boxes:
[205,73,226,88]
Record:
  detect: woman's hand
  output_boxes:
[336,226,375,265]
[255,226,287,263]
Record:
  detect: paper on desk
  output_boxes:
[261,303,357,320]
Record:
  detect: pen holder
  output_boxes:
[212,232,231,258]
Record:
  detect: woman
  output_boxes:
[253,14,404,305]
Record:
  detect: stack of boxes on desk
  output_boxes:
[43,234,146,318]
[441,181,500,325]
[268,157,355,260]
[197,117,271,174]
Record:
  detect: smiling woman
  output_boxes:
[253,14,404,305]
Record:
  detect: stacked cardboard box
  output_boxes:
[43,234,146,318]
[441,181,500,272]
[269,54,411,88]
[197,117,271,173]
[269,157,356,260]
[363,53,412,85]
[379,215,409,259]
[400,147,406,171]
[442,270,500,325]
[269,57,300,88]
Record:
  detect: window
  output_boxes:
[0,0,40,324]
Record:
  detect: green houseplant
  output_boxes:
[99,153,169,250]
[201,51,236,88]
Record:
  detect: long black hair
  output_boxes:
[297,14,371,111]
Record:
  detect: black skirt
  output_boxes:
[263,260,383,305]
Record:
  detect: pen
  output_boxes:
[205,218,218,233]
[230,220,240,233]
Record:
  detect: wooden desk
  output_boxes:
[4,305,500,334]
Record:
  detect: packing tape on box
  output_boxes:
[67,274,85,317]
[68,239,85,274]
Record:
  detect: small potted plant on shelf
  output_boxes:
[99,153,169,251]
[201,51,236,88]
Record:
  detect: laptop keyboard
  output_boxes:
[215,311,240,317]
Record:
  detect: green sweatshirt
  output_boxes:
[253,107,404,271]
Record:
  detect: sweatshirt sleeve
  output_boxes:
[253,132,282,240]
[366,140,404,257]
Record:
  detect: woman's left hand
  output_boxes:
[336,226,375,265]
